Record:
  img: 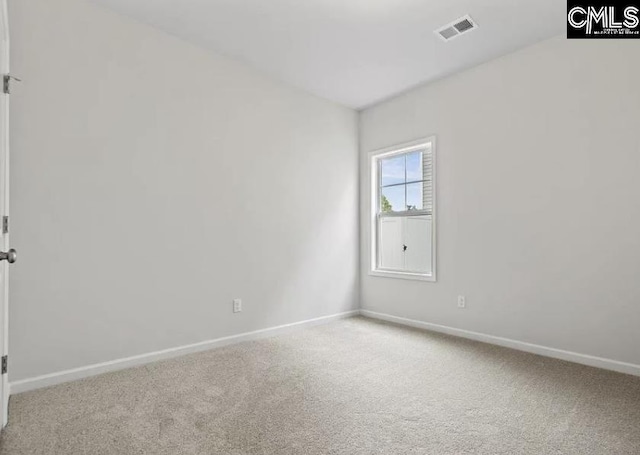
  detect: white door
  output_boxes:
[0,0,13,428]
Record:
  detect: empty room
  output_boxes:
[0,0,639,453]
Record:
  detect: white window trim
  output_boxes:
[367,136,437,282]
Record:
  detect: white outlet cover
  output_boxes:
[233,298,242,313]
[457,296,466,308]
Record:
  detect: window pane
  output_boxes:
[381,185,405,212]
[406,182,423,211]
[377,215,433,274]
[378,217,404,270]
[380,154,405,186]
[404,216,432,274]
[405,150,423,182]
[372,140,435,279]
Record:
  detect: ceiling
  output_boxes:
[91,0,565,110]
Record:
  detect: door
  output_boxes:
[0,0,13,428]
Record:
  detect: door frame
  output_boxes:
[0,0,10,428]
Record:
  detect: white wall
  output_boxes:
[9,0,358,381]
[360,36,640,366]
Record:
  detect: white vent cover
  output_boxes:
[435,15,478,42]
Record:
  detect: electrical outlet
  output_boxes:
[457,295,466,309]
[233,298,242,313]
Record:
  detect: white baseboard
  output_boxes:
[10,310,360,394]
[12,308,638,395]
[360,310,640,377]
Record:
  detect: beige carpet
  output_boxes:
[1,317,639,454]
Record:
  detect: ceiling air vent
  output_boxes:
[435,15,477,42]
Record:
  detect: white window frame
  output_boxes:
[368,137,437,282]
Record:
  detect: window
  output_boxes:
[369,138,436,281]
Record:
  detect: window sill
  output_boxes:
[368,269,436,282]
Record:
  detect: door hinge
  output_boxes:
[2,216,7,234]
[3,75,21,94]
[1,356,7,375]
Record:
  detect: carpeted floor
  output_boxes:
[1,317,639,454]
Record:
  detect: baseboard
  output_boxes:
[10,310,360,394]
[360,310,640,377]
